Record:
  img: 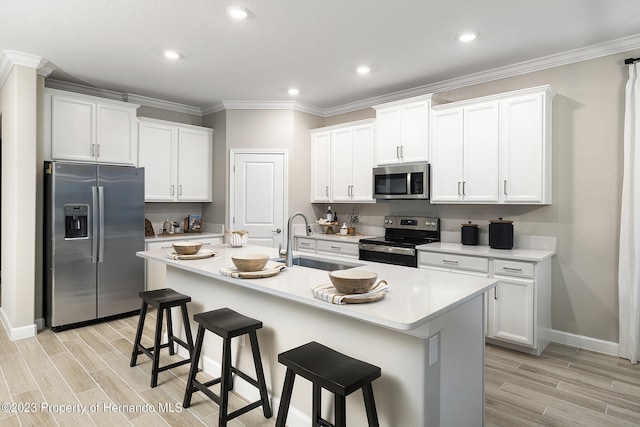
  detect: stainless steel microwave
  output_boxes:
[373,162,430,200]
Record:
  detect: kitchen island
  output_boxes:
[138,244,497,427]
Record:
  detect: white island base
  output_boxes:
[140,246,496,427]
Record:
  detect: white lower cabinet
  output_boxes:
[419,250,551,355]
[145,236,223,290]
[295,237,359,259]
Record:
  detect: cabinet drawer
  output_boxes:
[316,240,359,257]
[296,237,316,252]
[494,259,534,279]
[419,252,488,273]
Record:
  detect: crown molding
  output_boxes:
[45,79,127,101]
[0,50,53,87]
[124,93,202,116]
[324,33,640,117]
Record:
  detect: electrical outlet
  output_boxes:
[428,334,439,366]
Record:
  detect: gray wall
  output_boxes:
[325,50,640,343]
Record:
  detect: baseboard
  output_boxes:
[550,329,619,357]
[35,317,45,331]
[0,308,37,340]
[175,347,310,427]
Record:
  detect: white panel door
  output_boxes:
[231,151,287,248]
[430,108,464,202]
[351,123,375,201]
[138,121,176,201]
[310,132,331,202]
[96,104,137,165]
[331,128,353,201]
[401,101,429,163]
[51,95,95,161]
[177,128,212,201]
[463,102,499,202]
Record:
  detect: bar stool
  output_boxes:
[183,308,272,426]
[129,288,194,388]
[276,341,381,427]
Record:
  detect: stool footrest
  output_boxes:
[189,378,265,423]
[156,358,191,373]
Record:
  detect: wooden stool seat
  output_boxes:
[276,341,381,427]
[183,308,272,427]
[129,288,194,388]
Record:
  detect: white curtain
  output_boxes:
[619,61,640,364]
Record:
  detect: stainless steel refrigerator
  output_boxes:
[44,161,145,331]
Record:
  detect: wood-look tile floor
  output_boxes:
[1,310,639,426]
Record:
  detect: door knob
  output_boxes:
[272,228,282,233]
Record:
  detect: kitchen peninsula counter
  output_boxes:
[138,244,497,426]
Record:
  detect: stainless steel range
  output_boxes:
[359,216,440,267]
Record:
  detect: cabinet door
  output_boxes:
[430,108,464,202]
[138,121,177,201]
[374,107,402,165]
[400,101,429,162]
[488,277,534,347]
[311,131,332,202]
[500,93,545,203]
[331,128,354,201]
[350,123,375,201]
[96,103,137,165]
[463,102,499,202]
[177,128,212,201]
[51,95,95,162]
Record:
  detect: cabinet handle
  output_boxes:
[300,242,311,246]
[442,259,458,264]
[502,267,523,272]
[400,146,404,159]
[494,287,498,300]
[462,181,466,195]
[503,180,507,195]
[457,182,461,195]
[179,185,183,196]
[171,185,175,195]
[396,146,401,159]
[326,186,329,197]
[96,144,100,157]
[330,245,341,250]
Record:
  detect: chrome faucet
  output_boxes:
[282,212,312,267]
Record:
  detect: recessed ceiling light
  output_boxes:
[458,31,478,42]
[163,50,181,60]
[226,5,250,20]
[288,88,300,96]
[357,65,371,75]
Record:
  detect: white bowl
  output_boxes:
[329,270,378,294]
[231,253,269,272]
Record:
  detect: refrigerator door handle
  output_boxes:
[92,186,99,263]
[98,186,105,262]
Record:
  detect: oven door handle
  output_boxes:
[359,243,415,256]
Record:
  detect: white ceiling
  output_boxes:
[3,0,640,114]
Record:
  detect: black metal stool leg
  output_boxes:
[362,383,380,427]
[275,368,296,427]
[249,331,272,417]
[218,337,233,426]
[183,325,205,408]
[130,301,148,367]
[166,307,175,355]
[335,394,346,427]
[180,303,194,354]
[150,307,165,387]
[313,384,322,426]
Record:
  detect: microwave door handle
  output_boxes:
[407,173,412,195]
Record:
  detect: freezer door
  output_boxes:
[48,163,98,327]
[96,165,145,318]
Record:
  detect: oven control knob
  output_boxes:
[387,219,393,225]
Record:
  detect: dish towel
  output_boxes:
[219,261,286,278]
[312,281,388,305]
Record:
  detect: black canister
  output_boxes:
[461,222,479,245]
[489,218,514,249]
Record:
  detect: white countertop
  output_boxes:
[137,244,497,333]
[417,242,556,262]
[145,232,224,244]
[296,232,377,242]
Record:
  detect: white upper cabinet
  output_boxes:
[45,88,139,165]
[138,118,213,202]
[500,91,553,203]
[431,102,500,202]
[372,94,442,165]
[430,85,554,205]
[310,119,375,203]
[310,131,332,202]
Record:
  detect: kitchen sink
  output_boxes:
[271,256,363,271]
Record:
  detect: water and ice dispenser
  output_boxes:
[64,205,88,238]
